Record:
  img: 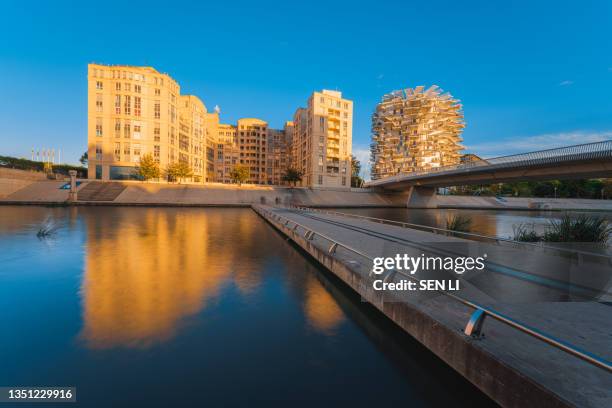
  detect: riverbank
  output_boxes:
[1,171,612,210]
[253,205,612,408]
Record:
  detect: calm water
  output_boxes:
[0,206,495,408]
[338,208,612,238]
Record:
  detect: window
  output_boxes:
[154,126,160,142]
[114,95,121,114]
[124,83,131,92]
[114,143,121,160]
[124,95,131,115]
[318,175,323,185]
[95,143,103,160]
[96,94,103,112]
[155,88,160,96]
[134,96,141,116]
[124,123,130,138]
[154,101,160,119]
[114,119,121,137]
[96,81,103,90]
[133,125,141,139]
[134,85,141,93]
[319,117,325,130]
[133,143,141,156]
[95,118,103,136]
[154,145,160,159]
[344,103,348,109]
[320,96,324,103]
[123,143,130,155]
[115,82,121,91]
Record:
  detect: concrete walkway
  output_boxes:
[254,205,612,408]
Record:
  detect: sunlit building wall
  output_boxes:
[87,64,212,182]
[292,90,353,188]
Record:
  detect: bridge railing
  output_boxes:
[368,139,612,185]
[287,205,612,263]
[255,205,612,373]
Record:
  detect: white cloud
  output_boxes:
[466,130,612,158]
[352,145,372,180]
[377,73,384,80]
[559,80,574,86]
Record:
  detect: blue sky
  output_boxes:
[1,0,611,176]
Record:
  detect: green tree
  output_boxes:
[79,152,88,167]
[136,154,160,181]
[165,161,193,183]
[281,167,303,187]
[229,165,250,186]
[350,155,364,187]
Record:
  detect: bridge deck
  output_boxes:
[254,205,612,408]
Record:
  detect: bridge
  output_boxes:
[365,140,612,207]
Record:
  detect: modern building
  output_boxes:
[87,64,213,181]
[292,90,353,189]
[266,122,293,185]
[370,85,464,180]
[88,64,353,187]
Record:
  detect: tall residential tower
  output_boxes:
[370,85,464,180]
[292,90,353,188]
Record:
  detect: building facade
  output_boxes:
[292,90,353,189]
[87,64,213,181]
[370,85,464,180]
[88,65,353,187]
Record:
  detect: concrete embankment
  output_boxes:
[0,168,47,198]
[0,179,406,207]
[435,195,612,211]
[253,205,612,408]
[1,170,611,210]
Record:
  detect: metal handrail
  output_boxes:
[289,205,612,262]
[256,205,612,373]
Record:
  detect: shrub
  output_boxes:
[446,214,472,233]
[513,223,541,242]
[543,214,611,243]
[230,165,250,186]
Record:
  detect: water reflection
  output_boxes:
[80,208,266,348]
[303,276,345,333]
[340,208,612,238]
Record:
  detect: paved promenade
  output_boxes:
[254,205,612,408]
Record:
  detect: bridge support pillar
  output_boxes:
[406,186,437,208]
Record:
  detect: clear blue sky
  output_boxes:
[1,0,611,175]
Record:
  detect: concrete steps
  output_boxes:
[78,182,126,201]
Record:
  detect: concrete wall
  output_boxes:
[436,195,612,211]
[252,205,574,408]
[0,168,48,198]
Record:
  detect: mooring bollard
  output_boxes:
[68,170,77,202]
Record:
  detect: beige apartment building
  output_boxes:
[292,90,353,188]
[87,64,213,181]
[370,85,464,180]
[88,65,353,187]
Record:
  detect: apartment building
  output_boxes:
[87,64,212,181]
[266,121,293,185]
[88,65,353,187]
[292,90,353,189]
[370,85,464,180]
[214,123,239,183]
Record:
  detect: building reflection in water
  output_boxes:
[303,276,345,333]
[79,208,266,349]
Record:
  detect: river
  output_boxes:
[0,206,495,407]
